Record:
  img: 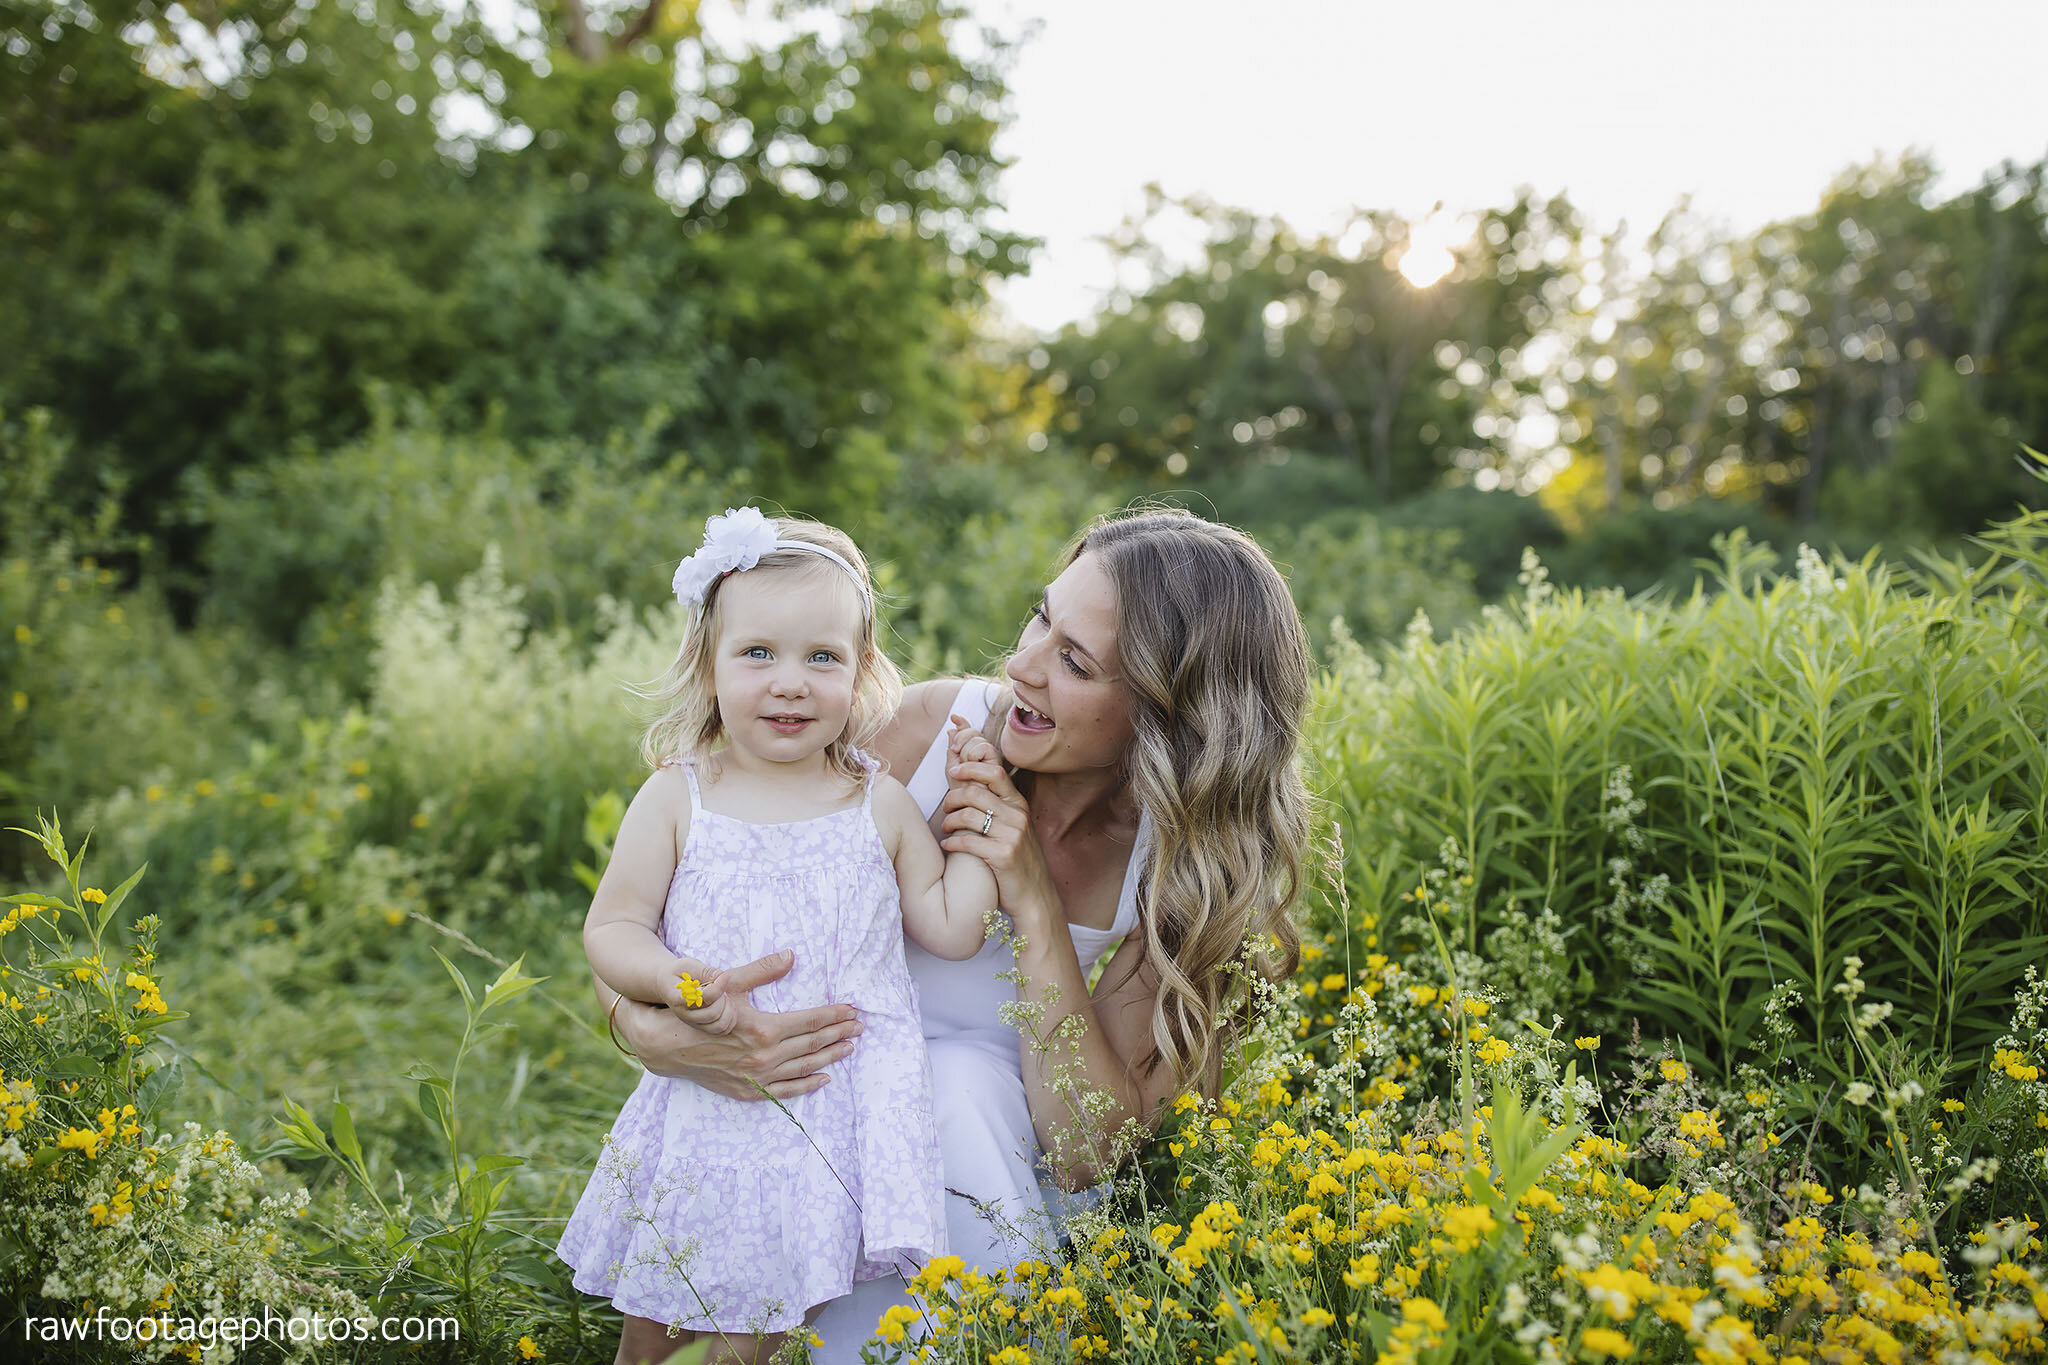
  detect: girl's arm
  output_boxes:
[583,766,740,1030]
[875,773,993,961]
[594,682,974,1097]
[937,755,1192,1190]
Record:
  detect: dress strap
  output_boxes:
[659,753,705,817]
[1110,807,1152,942]
[849,748,882,808]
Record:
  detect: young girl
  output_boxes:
[556,508,998,1363]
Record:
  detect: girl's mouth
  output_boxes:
[765,715,813,734]
[1008,702,1054,734]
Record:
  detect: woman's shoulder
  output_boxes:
[872,677,995,776]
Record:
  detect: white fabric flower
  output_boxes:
[673,506,780,607]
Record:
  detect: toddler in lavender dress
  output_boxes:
[558,510,999,1361]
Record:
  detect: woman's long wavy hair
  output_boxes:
[637,517,902,783]
[1058,507,1310,1095]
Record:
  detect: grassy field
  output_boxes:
[4,501,2046,1362]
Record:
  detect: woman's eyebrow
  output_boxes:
[1041,588,1104,668]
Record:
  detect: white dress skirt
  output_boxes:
[807,679,1150,1362]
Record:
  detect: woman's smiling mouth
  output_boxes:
[1008,701,1054,733]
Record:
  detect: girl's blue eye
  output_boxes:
[744,646,770,659]
[809,650,839,665]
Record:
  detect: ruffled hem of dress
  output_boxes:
[555,1144,943,1333]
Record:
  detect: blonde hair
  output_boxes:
[638,517,902,782]
[1060,507,1310,1094]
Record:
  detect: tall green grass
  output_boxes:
[1311,504,2048,1116]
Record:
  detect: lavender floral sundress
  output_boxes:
[555,752,944,1332]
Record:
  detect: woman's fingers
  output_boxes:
[757,1014,865,1071]
[946,759,1022,806]
[941,772,1023,819]
[756,1000,861,1039]
[718,950,797,995]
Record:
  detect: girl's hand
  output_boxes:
[668,956,740,1036]
[620,950,865,1100]
[939,722,1054,920]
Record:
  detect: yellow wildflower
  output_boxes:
[516,1336,542,1360]
[675,973,706,1008]
[1581,1327,1634,1357]
[1576,1036,1601,1051]
[875,1304,920,1345]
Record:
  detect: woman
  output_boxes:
[597,507,1311,1356]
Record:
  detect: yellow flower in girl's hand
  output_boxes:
[675,973,707,1008]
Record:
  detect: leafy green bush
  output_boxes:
[0,819,366,1353]
[1308,508,2048,1192]
[0,410,261,873]
[197,414,736,671]
[1265,515,1480,655]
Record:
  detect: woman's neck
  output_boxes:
[1022,764,1139,845]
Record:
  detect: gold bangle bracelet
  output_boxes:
[605,992,637,1059]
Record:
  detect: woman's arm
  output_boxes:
[938,757,1186,1189]
[598,956,866,1100]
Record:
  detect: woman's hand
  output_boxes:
[938,719,1055,921]
[614,950,864,1100]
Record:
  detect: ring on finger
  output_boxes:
[980,807,995,835]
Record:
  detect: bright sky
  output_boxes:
[967,0,2048,334]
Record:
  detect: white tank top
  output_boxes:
[899,679,1149,1057]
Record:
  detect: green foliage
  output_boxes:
[0,412,258,870]
[1309,525,2048,1191]
[272,952,563,1356]
[2,0,1029,597]
[1541,498,1797,596]
[1821,365,2039,541]
[1265,516,1479,656]
[0,819,366,1349]
[197,414,735,665]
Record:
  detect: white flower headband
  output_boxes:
[671,506,871,618]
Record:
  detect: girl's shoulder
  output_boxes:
[865,770,928,861]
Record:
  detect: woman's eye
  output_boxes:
[1060,649,1088,679]
[1025,603,1049,631]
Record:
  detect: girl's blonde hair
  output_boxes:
[637,517,902,782]
[1053,507,1311,1095]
